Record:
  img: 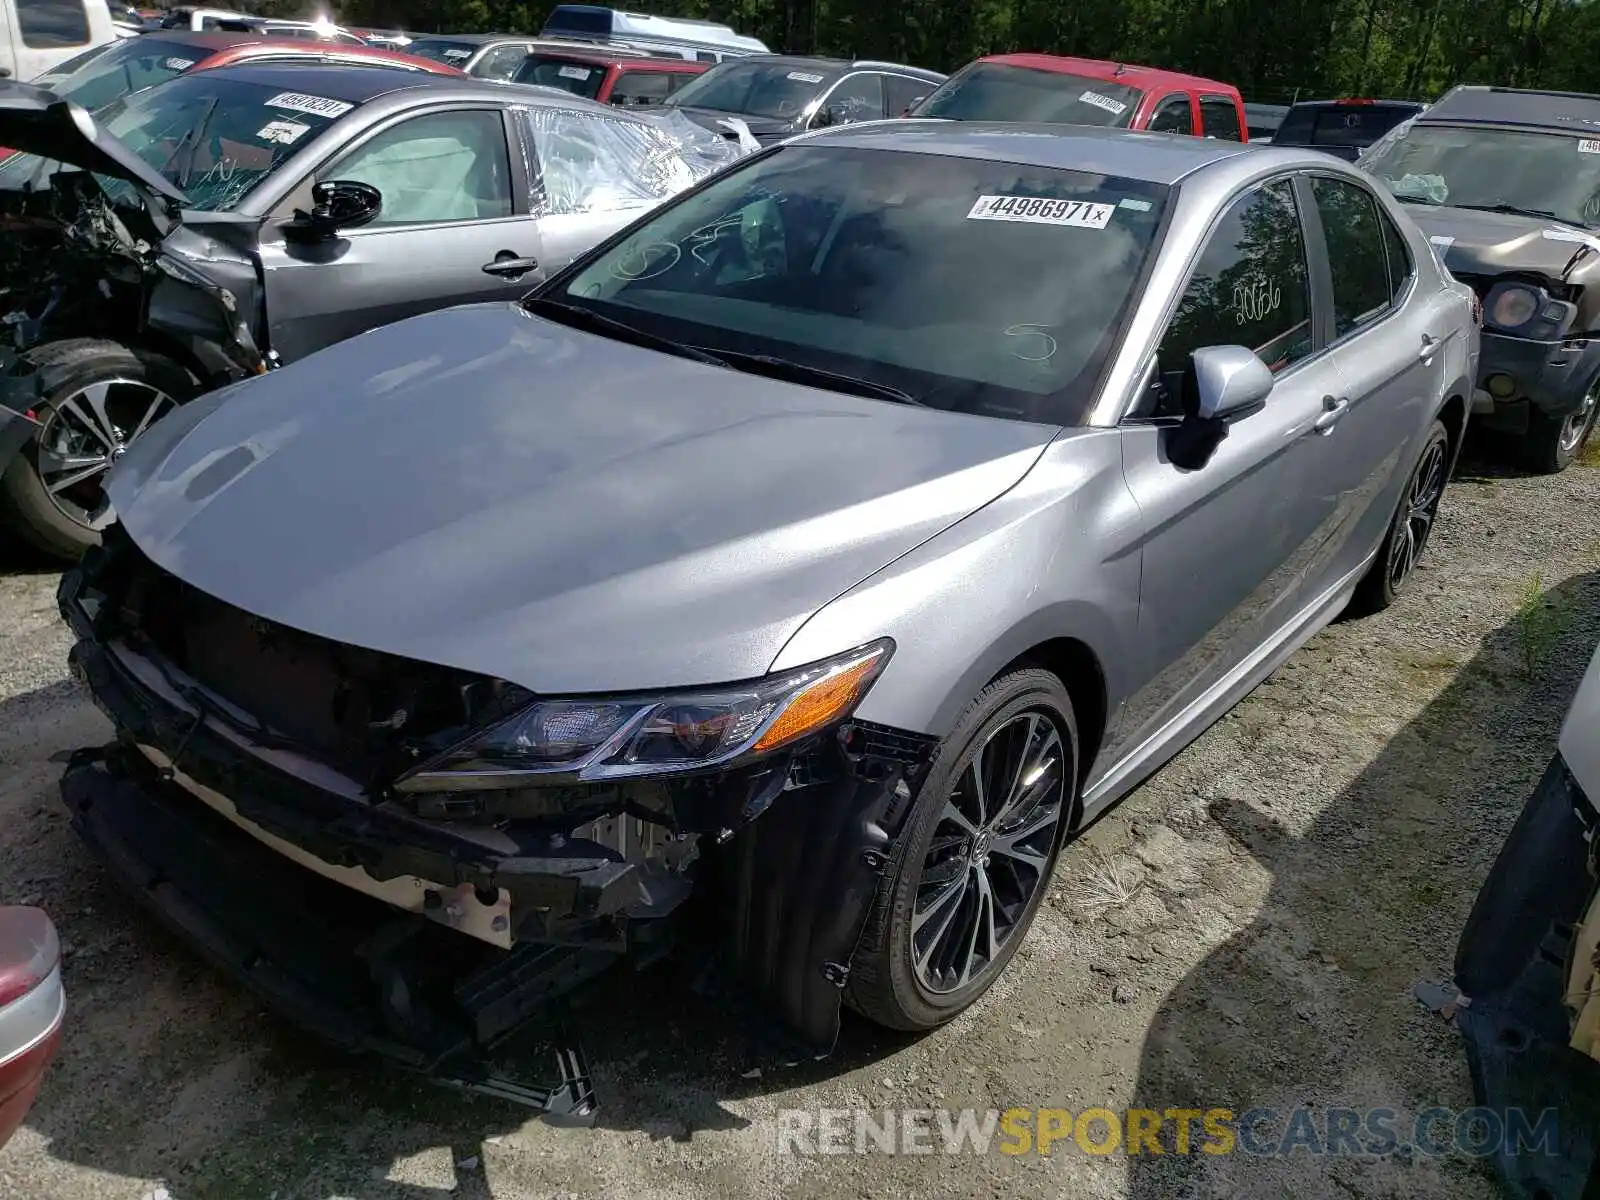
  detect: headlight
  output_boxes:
[396,640,893,791]
[1489,284,1541,329]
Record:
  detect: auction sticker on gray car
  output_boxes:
[967,195,1114,228]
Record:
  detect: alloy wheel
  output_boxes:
[911,711,1067,996]
[1386,435,1449,592]
[1560,382,1600,455]
[36,379,175,531]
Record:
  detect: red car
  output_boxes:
[508,43,707,108]
[30,30,462,116]
[912,54,1248,142]
[0,908,63,1150]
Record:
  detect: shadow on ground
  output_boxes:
[1126,566,1600,1197]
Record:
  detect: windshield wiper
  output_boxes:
[522,295,725,366]
[162,96,218,189]
[694,347,923,406]
[1453,201,1561,220]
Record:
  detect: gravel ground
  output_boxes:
[1,441,1598,1200]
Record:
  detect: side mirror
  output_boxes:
[1191,344,1273,421]
[284,179,382,241]
[811,102,851,129]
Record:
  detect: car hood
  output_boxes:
[1405,204,1598,281]
[0,81,186,204]
[108,303,1056,695]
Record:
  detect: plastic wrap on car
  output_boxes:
[522,105,755,217]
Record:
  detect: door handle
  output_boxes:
[1418,333,1440,362]
[1313,394,1350,434]
[482,253,539,279]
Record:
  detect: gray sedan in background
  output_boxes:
[0,65,746,558]
[56,124,1478,1096]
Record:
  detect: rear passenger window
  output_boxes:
[1310,176,1393,337]
[1147,95,1192,135]
[18,0,89,47]
[885,75,934,116]
[1199,96,1242,141]
[1380,206,1414,302]
[1155,180,1312,414]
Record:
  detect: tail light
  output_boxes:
[0,907,64,1151]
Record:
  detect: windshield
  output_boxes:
[1275,104,1418,149]
[406,38,479,67]
[1362,123,1600,227]
[913,64,1141,127]
[664,61,829,120]
[549,145,1168,425]
[0,74,354,211]
[513,54,606,100]
[36,35,210,111]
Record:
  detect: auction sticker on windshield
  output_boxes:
[164,57,195,70]
[257,119,311,145]
[1079,91,1128,116]
[787,71,824,83]
[1580,139,1600,154]
[264,92,354,119]
[968,195,1114,228]
[558,65,592,80]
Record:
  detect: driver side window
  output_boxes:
[324,109,513,227]
[1152,180,1312,416]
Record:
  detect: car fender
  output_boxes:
[770,428,1139,752]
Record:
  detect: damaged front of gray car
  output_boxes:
[53,291,1063,1109]
[1359,85,1600,472]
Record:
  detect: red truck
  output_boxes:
[510,44,708,108]
[911,54,1248,142]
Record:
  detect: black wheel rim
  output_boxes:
[911,710,1067,996]
[1386,436,1448,592]
[36,379,175,531]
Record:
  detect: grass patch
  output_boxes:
[1514,571,1570,678]
[1066,846,1145,918]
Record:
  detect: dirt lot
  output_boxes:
[1,443,1598,1200]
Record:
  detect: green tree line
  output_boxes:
[295,0,1600,104]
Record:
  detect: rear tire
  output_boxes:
[1349,419,1450,617]
[0,339,197,562]
[845,668,1077,1031]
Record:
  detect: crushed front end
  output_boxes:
[1430,643,1600,1199]
[57,525,936,1116]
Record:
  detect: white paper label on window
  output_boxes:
[164,57,196,70]
[257,119,311,145]
[1079,90,1129,116]
[558,64,593,80]
[264,92,354,119]
[786,71,824,83]
[967,195,1114,228]
[1580,139,1600,153]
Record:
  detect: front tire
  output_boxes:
[1349,418,1450,616]
[845,668,1077,1031]
[0,340,197,561]
[1523,380,1600,474]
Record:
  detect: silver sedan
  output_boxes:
[60,122,1478,1079]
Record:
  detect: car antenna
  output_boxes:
[1113,62,1127,76]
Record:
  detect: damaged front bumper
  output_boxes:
[1474,331,1600,434]
[1438,754,1600,1199]
[56,537,936,1111]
